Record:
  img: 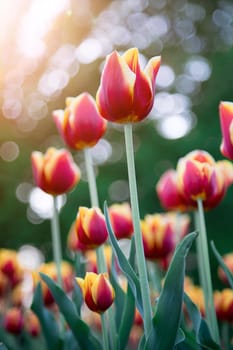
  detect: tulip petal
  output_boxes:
[43,148,80,194]
[67,93,107,149]
[31,152,44,189]
[96,51,136,123]
[219,101,233,160]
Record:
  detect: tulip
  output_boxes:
[214,289,233,322]
[24,310,41,337]
[141,212,190,260]
[108,202,134,240]
[76,272,115,313]
[3,307,24,334]
[75,207,108,250]
[53,93,107,150]
[96,47,161,123]
[31,147,81,195]
[0,249,23,287]
[219,101,233,160]
[177,150,225,207]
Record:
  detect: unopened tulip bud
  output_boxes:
[108,202,134,240]
[76,272,115,313]
[96,48,161,123]
[31,147,81,195]
[76,207,108,249]
[53,93,107,150]
[3,307,24,334]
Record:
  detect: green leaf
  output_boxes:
[40,273,101,350]
[145,231,198,350]
[211,241,233,289]
[31,282,63,350]
[183,293,221,350]
[72,282,83,317]
[104,201,143,315]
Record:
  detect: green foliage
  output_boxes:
[144,231,197,350]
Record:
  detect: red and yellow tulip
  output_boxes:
[75,207,108,250]
[96,47,161,123]
[31,147,81,195]
[53,93,107,150]
[108,202,134,240]
[76,272,115,313]
[177,150,225,209]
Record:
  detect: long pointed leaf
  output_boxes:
[145,231,198,350]
[211,241,233,289]
[40,273,101,350]
[104,201,143,315]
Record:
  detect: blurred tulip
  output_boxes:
[75,207,108,250]
[177,150,225,209]
[3,307,24,334]
[141,212,190,260]
[76,272,115,313]
[31,147,81,195]
[0,249,23,287]
[214,289,233,322]
[156,169,195,211]
[53,93,107,150]
[219,101,233,160]
[24,310,41,337]
[33,261,74,306]
[108,202,134,240]
[96,47,161,123]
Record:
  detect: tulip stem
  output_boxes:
[124,123,152,339]
[196,199,220,344]
[83,147,116,350]
[51,196,63,288]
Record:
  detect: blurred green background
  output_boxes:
[1,0,233,287]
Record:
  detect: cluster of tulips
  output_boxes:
[1,46,233,349]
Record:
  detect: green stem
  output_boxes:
[83,147,116,350]
[124,123,152,339]
[196,199,220,344]
[51,196,63,287]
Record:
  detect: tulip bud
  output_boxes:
[3,307,24,334]
[53,93,107,150]
[76,272,115,313]
[96,48,161,123]
[177,150,225,209]
[214,289,233,322]
[141,212,189,260]
[31,147,81,195]
[75,207,108,249]
[24,310,41,337]
[0,249,23,287]
[219,101,233,160]
[108,202,134,240]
